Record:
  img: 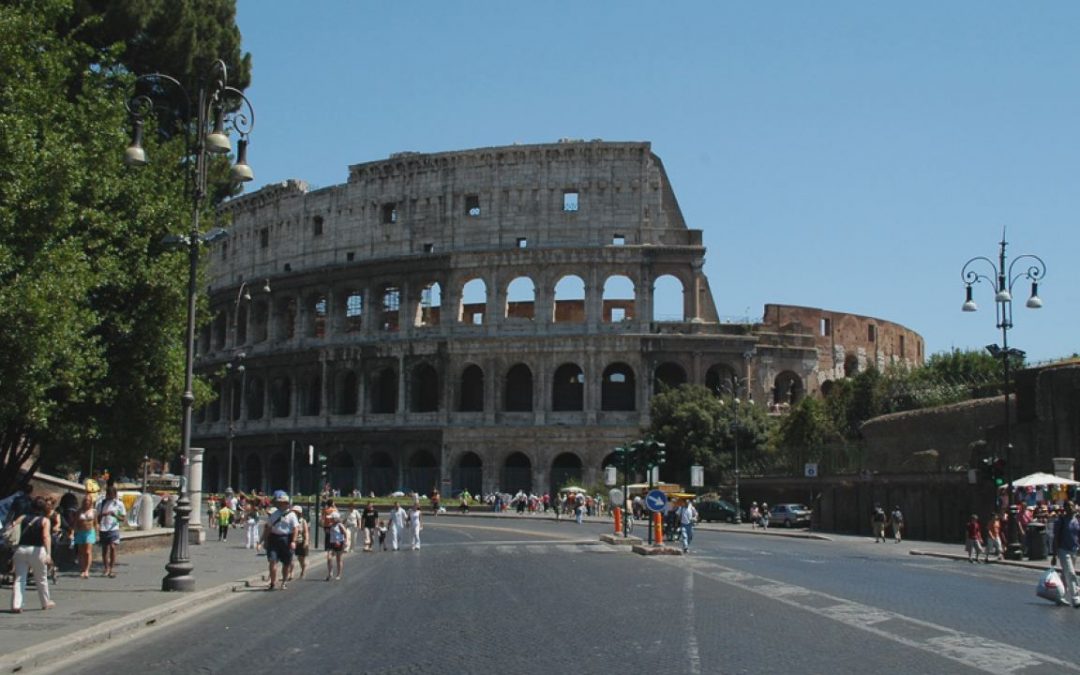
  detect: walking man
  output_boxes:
[1051,501,1079,607]
[264,491,298,590]
[388,501,406,551]
[871,504,887,543]
[678,498,698,553]
[410,503,423,550]
[345,505,361,553]
[889,505,904,543]
[361,501,378,552]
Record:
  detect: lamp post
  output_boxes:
[716,350,755,524]
[960,233,1045,559]
[124,59,255,592]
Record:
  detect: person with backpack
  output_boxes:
[287,505,310,581]
[9,496,56,612]
[263,491,299,590]
[871,504,888,543]
[325,511,347,580]
[1050,501,1079,607]
[889,506,904,543]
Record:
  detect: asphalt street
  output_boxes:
[46,517,1080,675]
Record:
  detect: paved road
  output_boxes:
[44,518,1080,674]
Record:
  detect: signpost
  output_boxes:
[645,489,668,513]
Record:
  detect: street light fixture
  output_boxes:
[715,350,755,524]
[225,351,246,494]
[960,232,1045,559]
[124,59,255,592]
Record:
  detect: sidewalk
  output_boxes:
[0,529,268,673]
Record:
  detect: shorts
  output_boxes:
[99,529,120,546]
[296,544,309,558]
[75,529,97,546]
[327,541,344,553]
[267,534,293,565]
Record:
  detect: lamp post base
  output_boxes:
[162,494,196,592]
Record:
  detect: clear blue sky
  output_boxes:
[234,1,1080,363]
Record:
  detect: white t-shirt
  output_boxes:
[98,498,126,532]
[268,508,299,536]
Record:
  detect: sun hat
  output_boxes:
[290,505,302,514]
[273,490,289,502]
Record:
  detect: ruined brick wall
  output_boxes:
[860,398,1003,473]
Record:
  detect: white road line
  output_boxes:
[665,557,1080,675]
[684,571,702,675]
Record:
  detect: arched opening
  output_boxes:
[416,282,441,327]
[344,290,363,333]
[410,363,440,412]
[774,371,805,406]
[602,275,635,323]
[208,384,221,422]
[369,366,397,414]
[205,455,221,494]
[212,311,227,350]
[601,363,636,411]
[844,353,859,377]
[229,379,242,421]
[503,452,532,493]
[460,278,487,325]
[301,375,321,416]
[251,299,269,343]
[821,380,836,398]
[550,453,583,494]
[653,362,687,393]
[454,452,483,496]
[652,274,685,322]
[235,303,248,345]
[335,370,358,415]
[270,376,291,418]
[552,363,585,411]
[459,364,484,412]
[329,452,355,495]
[243,454,263,493]
[405,449,439,495]
[273,297,297,341]
[308,294,328,338]
[366,452,396,497]
[268,451,288,492]
[705,364,739,395]
[378,284,400,332]
[504,363,533,412]
[553,275,585,323]
[505,276,535,320]
[246,377,264,420]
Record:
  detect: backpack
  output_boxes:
[3,515,24,548]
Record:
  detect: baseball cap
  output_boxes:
[273,490,289,502]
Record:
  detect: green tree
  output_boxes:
[0,0,220,494]
[774,397,842,474]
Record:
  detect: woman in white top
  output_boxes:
[97,486,126,578]
[409,504,423,550]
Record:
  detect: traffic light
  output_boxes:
[991,458,1006,487]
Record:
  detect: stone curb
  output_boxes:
[908,549,1051,571]
[0,571,264,674]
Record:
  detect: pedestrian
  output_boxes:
[245,502,261,551]
[890,505,904,543]
[965,514,984,563]
[1050,501,1080,608]
[361,501,378,552]
[377,519,388,551]
[9,496,56,613]
[289,505,310,580]
[984,513,1004,562]
[345,505,361,553]
[871,504,887,543]
[760,502,770,529]
[263,491,299,590]
[574,493,585,524]
[678,499,698,553]
[431,489,441,516]
[410,503,423,550]
[388,501,406,551]
[749,502,760,529]
[74,494,97,579]
[325,512,346,580]
[97,485,125,578]
[217,501,233,542]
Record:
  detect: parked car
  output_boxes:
[768,503,811,528]
[696,499,742,523]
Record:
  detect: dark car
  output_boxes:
[697,499,742,523]
[768,503,812,528]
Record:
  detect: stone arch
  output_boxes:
[205,455,221,494]
[366,451,396,496]
[601,362,636,411]
[301,374,321,416]
[705,363,739,394]
[503,452,532,493]
[329,451,355,494]
[243,453,263,493]
[405,449,439,495]
[459,364,484,412]
[251,299,269,343]
[844,353,859,377]
[553,274,585,323]
[653,362,687,393]
[273,297,297,341]
[774,371,805,406]
[270,376,291,418]
[460,278,487,325]
[416,281,442,327]
[235,302,248,345]
[410,363,440,412]
[602,275,635,323]
[212,311,227,350]
[335,370,358,415]
[268,451,289,492]
[505,276,535,320]
[552,363,585,411]
[821,380,836,398]
[653,274,685,321]
[550,452,583,493]
[369,366,397,414]
[378,283,401,332]
[504,363,533,412]
[246,376,264,420]
[343,289,364,333]
[307,293,328,338]
[454,452,483,496]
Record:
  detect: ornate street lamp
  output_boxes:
[960,233,1045,559]
[716,350,755,524]
[124,59,255,591]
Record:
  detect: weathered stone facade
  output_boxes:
[190,141,921,498]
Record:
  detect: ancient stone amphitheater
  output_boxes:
[192,140,923,497]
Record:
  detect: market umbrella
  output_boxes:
[561,486,587,493]
[1010,472,1079,488]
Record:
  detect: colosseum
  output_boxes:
[192,140,924,498]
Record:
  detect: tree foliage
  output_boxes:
[0,0,244,495]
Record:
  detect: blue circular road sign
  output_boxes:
[645,489,668,512]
